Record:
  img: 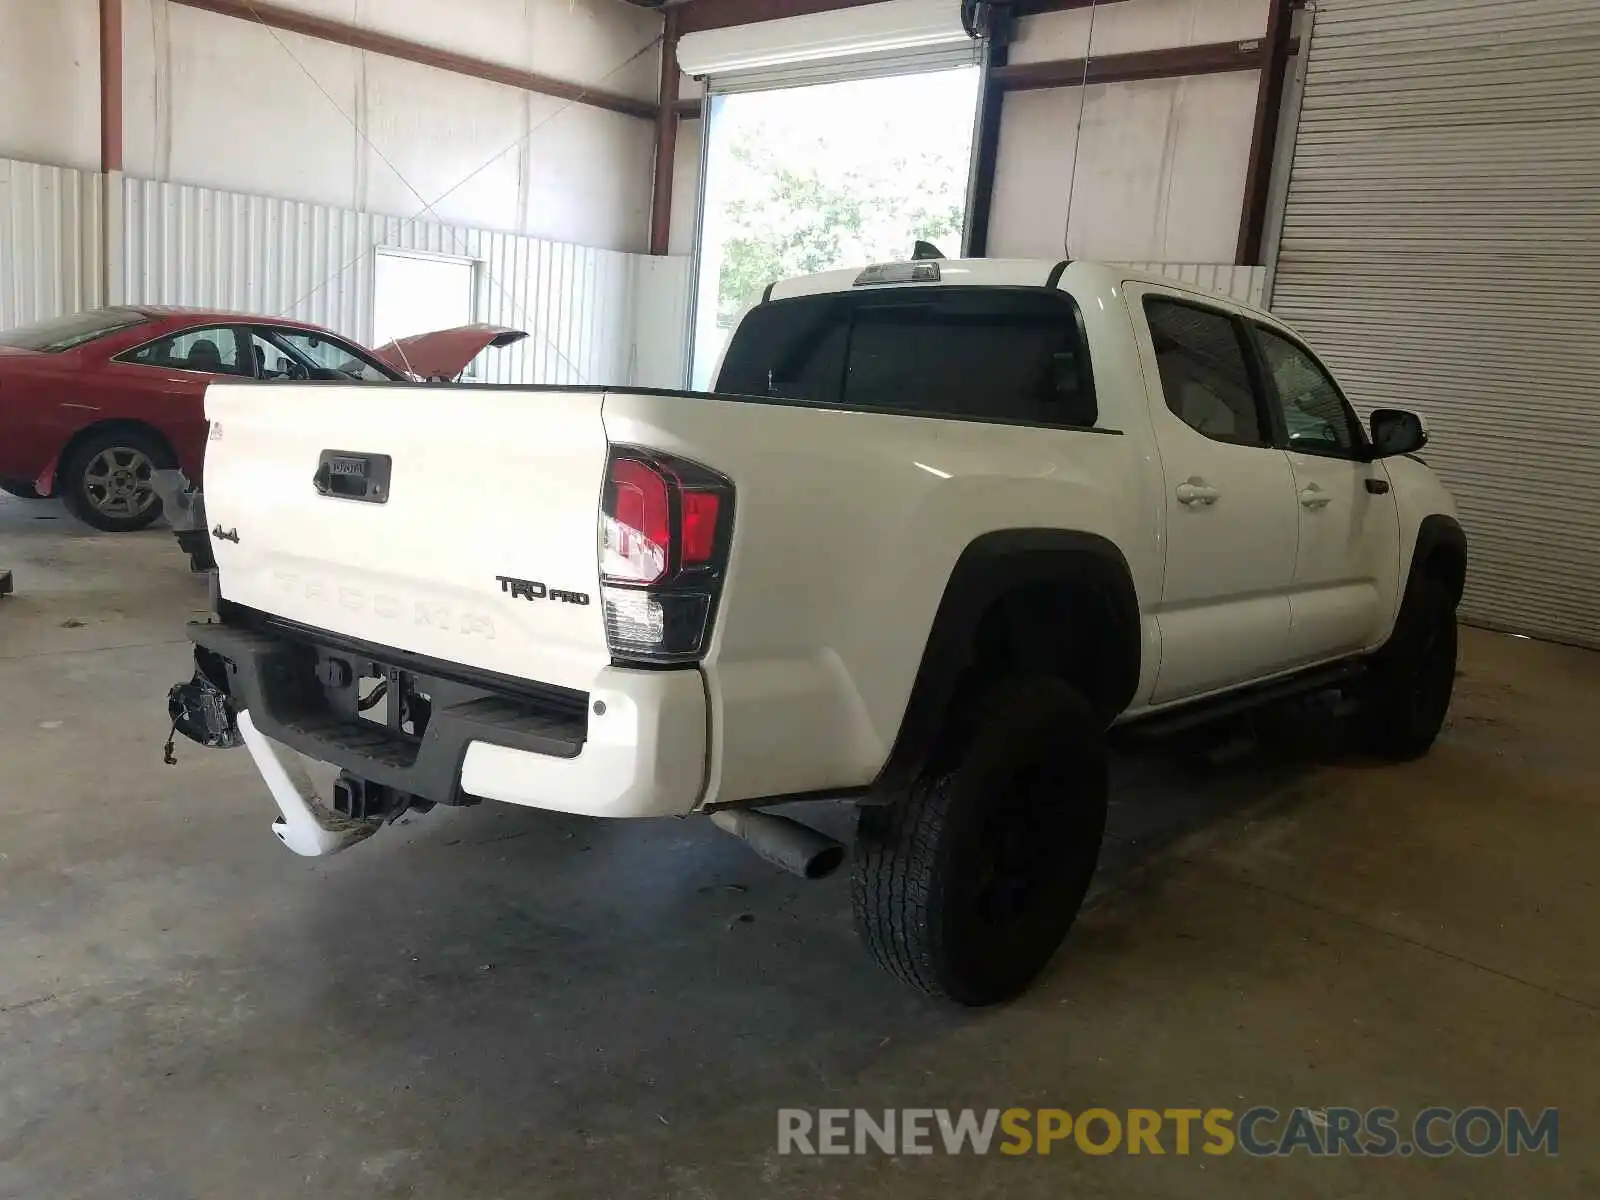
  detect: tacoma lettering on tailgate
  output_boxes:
[269,571,497,638]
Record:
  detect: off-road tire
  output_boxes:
[852,676,1108,1006]
[1358,576,1457,761]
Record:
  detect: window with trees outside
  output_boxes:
[691,67,982,390]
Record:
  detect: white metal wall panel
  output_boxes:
[629,255,694,389]
[988,73,1260,263]
[1121,262,1267,307]
[0,157,102,329]
[1271,0,1600,647]
[121,176,636,387]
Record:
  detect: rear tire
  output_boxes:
[852,676,1108,1006]
[0,480,42,500]
[59,428,168,533]
[1358,577,1457,761]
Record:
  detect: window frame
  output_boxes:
[113,323,257,378]
[1243,320,1371,462]
[1141,294,1278,451]
[254,324,404,383]
[714,286,1107,433]
[248,328,302,381]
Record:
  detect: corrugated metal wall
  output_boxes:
[122,177,637,386]
[1120,262,1268,308]
[0,159,1268,390]
[0,156,102,329]
[1271,0,1600,648]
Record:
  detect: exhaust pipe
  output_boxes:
[710,809,846,880]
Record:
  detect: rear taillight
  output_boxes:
[602,458,670,585]
[681,492,721,565]
[599,447,734,664]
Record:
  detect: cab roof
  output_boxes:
[764,258,1277,324]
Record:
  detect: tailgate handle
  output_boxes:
[313,450,392,504]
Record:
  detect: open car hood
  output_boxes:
[371,324,528,380]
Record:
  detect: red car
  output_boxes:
[0,307,524,532]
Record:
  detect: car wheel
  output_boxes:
[1358,577,1457,761]
[852,676,1108,1006]
[60,429,169,533]
[0,479,42,500]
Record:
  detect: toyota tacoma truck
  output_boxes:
[166,259,1466,1006]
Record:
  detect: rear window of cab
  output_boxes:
[716,288,1097,429]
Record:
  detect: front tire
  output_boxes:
[852,677,1108,1006]
[1358,577,1457,761]
[60,428,168,533]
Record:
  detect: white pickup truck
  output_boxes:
[169,258,1466,1005]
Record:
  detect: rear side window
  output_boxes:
[716,289,1096,427]
[716,298,849,405]
[1144,298,1267,447]
[122,326,251,376]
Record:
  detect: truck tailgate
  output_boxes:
[203,383,611,691]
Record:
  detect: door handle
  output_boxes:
[1176,480,1219,507]
[1299,485,1332,510]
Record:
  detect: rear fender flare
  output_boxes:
[874,529,1141,792]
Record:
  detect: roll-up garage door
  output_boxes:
[1270,0,1600,647]
[677,0,980,90]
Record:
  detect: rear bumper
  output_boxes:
[188,618,708,819]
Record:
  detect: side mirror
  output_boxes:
[1370,408,1428,458]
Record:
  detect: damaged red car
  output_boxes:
[0,307,524,532]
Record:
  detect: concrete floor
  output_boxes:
[1,493,1596,1199]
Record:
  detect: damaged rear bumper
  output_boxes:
[183,614,708,854]
[237,710,382,856]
